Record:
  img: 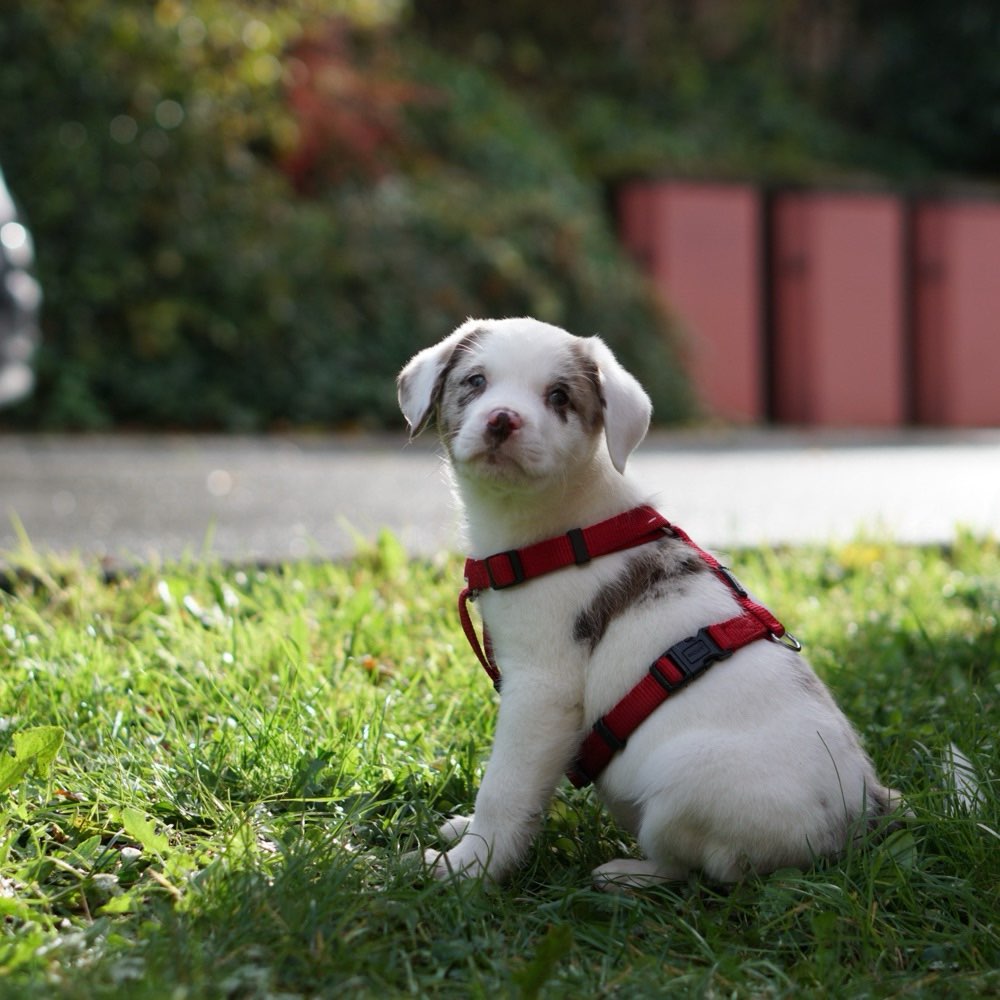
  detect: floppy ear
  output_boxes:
[588,337,652,474]
[397,322,479,437]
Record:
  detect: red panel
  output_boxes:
[617,181,656,274]
[914,199,1000,426]
[771,192,906,426]
[618,181,764,422]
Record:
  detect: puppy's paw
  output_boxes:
[424,832,491,881]
[592,857,687,892]
[439,814,473,843]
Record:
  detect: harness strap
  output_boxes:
[460,505,672,690]
[565,610,772,788]
[464,504,670,592]
[668,521,788,642]
[458,585,502,690]
[458,505,799,786]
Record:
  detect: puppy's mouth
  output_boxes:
[452,434,537,482]
[468,440,527,473]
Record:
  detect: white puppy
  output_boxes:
[398,316,901,888]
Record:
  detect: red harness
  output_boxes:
[458,505,798,788]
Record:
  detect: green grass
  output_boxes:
[0,531,997,998]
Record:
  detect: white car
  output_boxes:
[0,165,41,407]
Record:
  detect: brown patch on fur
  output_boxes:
[573,539,706,652]
[546,342,604,430]
[435,328,486,442]
[397,328,485,438]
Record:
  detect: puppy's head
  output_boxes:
[398,318,651,487]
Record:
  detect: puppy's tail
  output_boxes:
[943,742,985,814]
[863,744,986,846]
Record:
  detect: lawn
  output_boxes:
[1,532,997,998]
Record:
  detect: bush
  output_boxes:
[0,3,691,430]
[408,1,999,183]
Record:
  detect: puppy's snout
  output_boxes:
[484,408,522,444]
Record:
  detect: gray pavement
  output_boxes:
[2,429,1000,563]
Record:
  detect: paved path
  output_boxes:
[2,430,999,563]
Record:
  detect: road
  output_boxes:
[2,430,1000,563]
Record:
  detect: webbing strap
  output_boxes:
[460,505,672,692]
[566,610,772,788]
[463,505,670,592]
[667,522,787,641]
[457,506,797,786]
[458,585,502,690]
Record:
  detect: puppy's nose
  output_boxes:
[485,408,522,443]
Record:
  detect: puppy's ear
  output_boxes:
[397,322,480,437]
[588,337,651,473]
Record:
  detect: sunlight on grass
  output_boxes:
[1,533,997,997]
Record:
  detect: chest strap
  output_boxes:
[566,608,794,787]
[458,506,798,786]
[459,505,672,689]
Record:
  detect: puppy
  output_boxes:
[398,316,902,888]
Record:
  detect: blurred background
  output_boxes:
[1,0,998,433]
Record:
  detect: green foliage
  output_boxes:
[0,535,997,996]
[834,0,1000,177]
[0,726,64,792]
[3,2,997,431]
[0,1,690,431]
[409,0,1000,183]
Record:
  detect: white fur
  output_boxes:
[398,317,900,888]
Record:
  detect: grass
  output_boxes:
[0,530,997,998]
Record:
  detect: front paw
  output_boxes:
[424,831,491,881]
[439,814,473,843]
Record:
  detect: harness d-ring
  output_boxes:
[460,505,804,787]
[771,631,803,652]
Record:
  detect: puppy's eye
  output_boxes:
[465,373,487,389]
[547,386,570,408]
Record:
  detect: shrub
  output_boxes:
[0,3,691,430]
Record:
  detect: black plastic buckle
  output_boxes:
[486,549,526,589]
[567,527,591,565]
[593,716,627,751]
[650,628,732,691]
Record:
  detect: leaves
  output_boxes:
[121,808,169,857]
[0,2,689,433]
[0,725,65,792]
[512,923,574,999]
